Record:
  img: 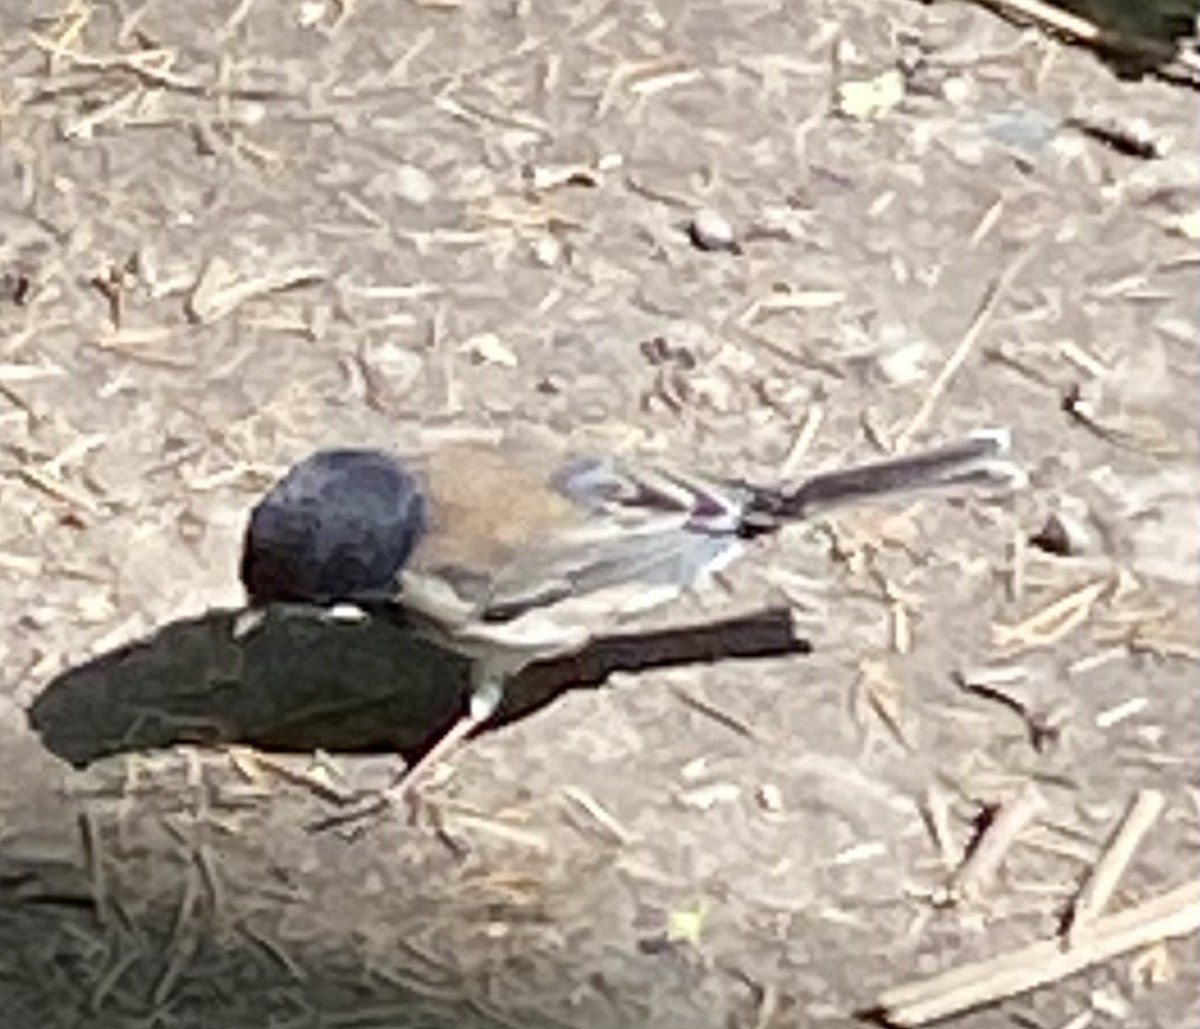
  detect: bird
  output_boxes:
[239,427,1021,798]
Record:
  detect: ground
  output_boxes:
[1,1,1198,1027]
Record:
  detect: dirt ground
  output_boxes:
[2,1,1198,1027]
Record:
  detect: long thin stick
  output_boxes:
[1065,788,1166,943]
[871,880,1200,1026]
[895,245,1037,451]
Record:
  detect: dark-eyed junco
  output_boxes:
[240,428,1021,794]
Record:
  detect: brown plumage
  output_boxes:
[241,428,1023,803]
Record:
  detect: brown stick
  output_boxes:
[870,880,1200,1026]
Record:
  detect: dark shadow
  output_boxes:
[16,606,814,1028]
[28,605,810,770]
[1059,0,1197,79]
[978,0,1199,84]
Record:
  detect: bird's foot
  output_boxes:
[306,776,423,835]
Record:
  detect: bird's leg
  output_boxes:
[386,674,505,798]
[310,674,504,832]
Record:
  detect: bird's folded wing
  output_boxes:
[401,512,743,627]
[398,448,750,637]
[480,515,744,622]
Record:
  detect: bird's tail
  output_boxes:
[742,429,1022,526]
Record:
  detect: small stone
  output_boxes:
[532,233,563,266]
[687,208,740,253]
[941,76,972,106]
[756,783,784,813]
[1030,510,1093,557]
[1170,208,1200,239]
[835,68,905,121]
[356,339,422,408]
[460,332,518,368]
[393,164,437,206]
[876,340,929,385]
[296,1,326,27]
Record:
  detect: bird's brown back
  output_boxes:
[407,442,588,576]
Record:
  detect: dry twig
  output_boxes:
[870,879,1200,1026]
[1064,789,1166,945]
[560,785,634,846]
[948,781,1047,904]
[894,244,1038,451]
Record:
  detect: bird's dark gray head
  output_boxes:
[240,448,427,606]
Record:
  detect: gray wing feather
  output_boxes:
[478,455,746,622]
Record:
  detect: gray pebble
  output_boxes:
[393,164,437,206]
[688,208,741,253]
[1030,510,1094,557]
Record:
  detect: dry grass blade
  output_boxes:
[560,785,634,846]
[29,35,206,93]
[779,404,826,480]
[853,659,913,752]
[17,463,104,517]
[89,946,145,1013]
[245,751,358,805]
[443,811,550,852]
[186,259,327,325]
[77,809,109,926]
[151,860,202,1006]
[992,579,1108,652]
[668,684,759,739]
[894,243,1038,451]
